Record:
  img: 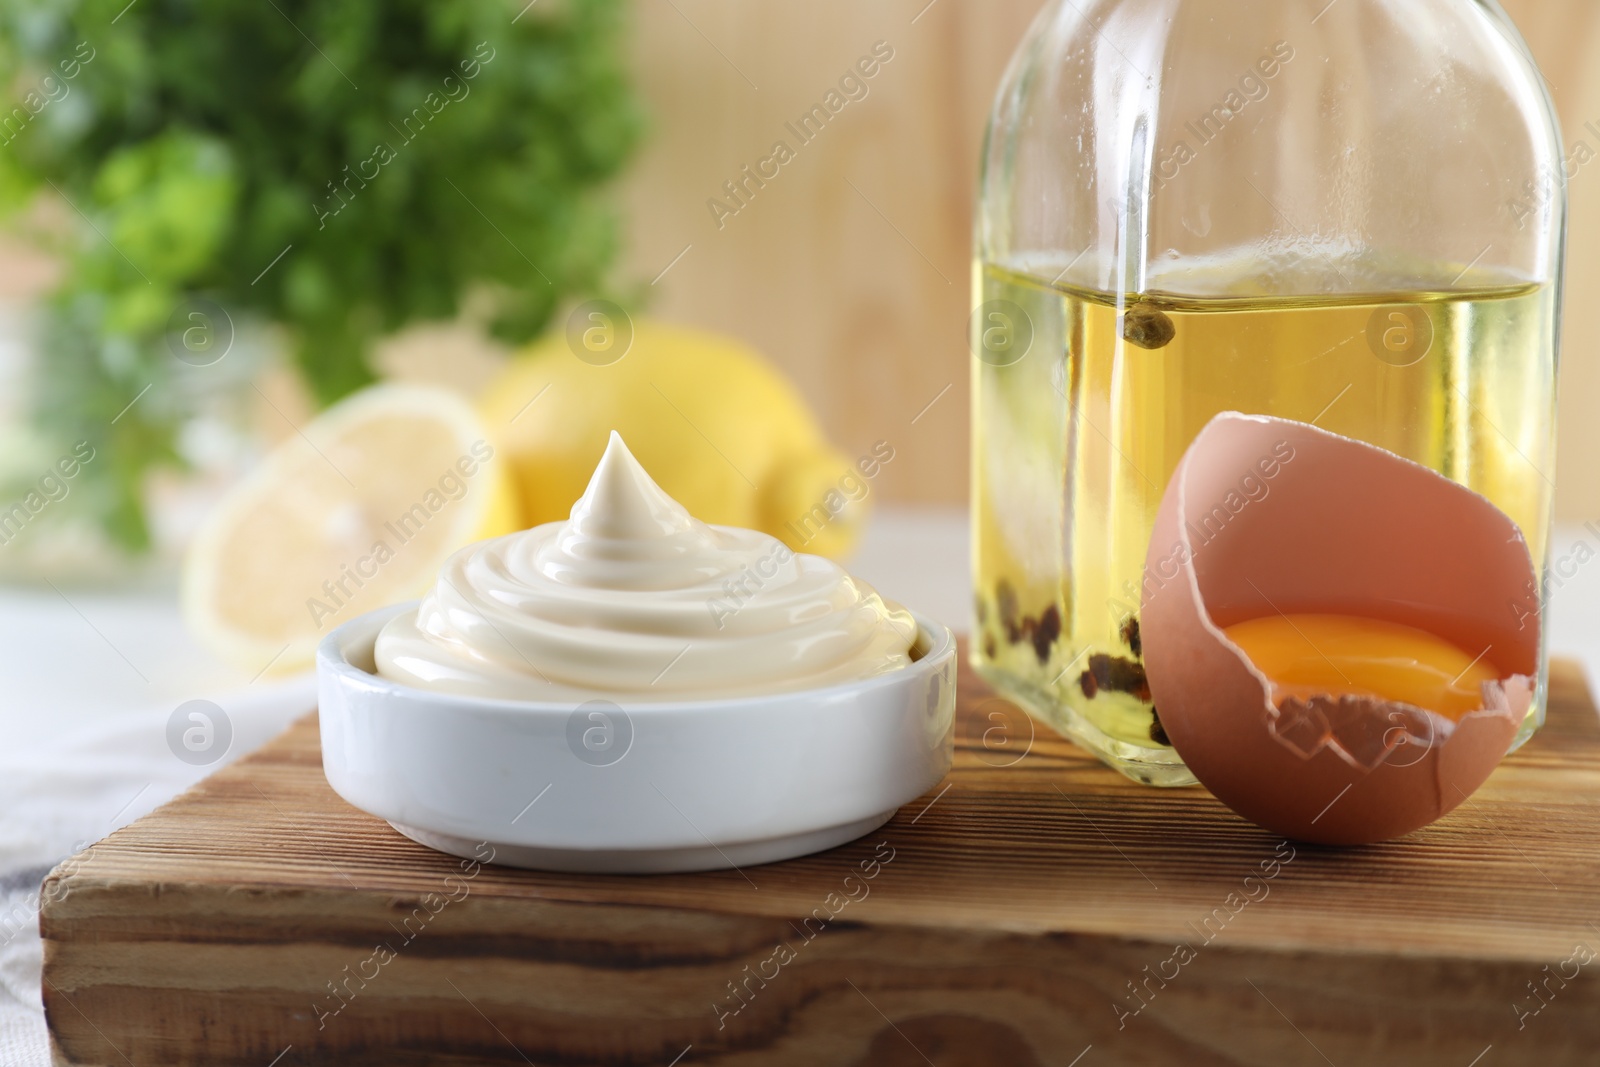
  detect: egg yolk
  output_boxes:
[1222,613,1499,721]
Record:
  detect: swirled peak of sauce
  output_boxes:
[375,432,916,700]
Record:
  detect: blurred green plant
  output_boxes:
[0,0,641,549]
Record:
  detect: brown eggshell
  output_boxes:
[1140,413,1539,845]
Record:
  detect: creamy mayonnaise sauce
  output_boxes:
[374,432,916,700]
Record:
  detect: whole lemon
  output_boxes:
[480,319,867,557]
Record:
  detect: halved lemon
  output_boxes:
[181,383,519,676]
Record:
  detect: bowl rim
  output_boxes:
[318,600,956,716]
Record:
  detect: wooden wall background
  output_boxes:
[2,0,1597,518]
[614,0,1027,510]
[616,0,1600,519]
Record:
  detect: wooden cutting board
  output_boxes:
[42,650,1600,1066]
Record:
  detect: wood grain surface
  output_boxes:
[40,650,1600,1066]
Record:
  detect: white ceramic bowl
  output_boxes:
[317,603,956,873]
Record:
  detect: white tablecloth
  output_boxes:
[2,510,1596,1065]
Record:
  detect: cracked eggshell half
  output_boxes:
[1139,412,1539,845]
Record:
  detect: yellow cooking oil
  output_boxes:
[971,258,1556,786]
